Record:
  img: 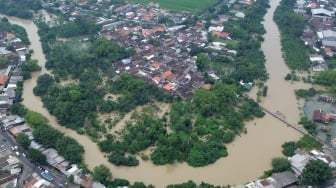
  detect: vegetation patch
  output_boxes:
[130,0,217,14]
[274,0,310,70]
[0,0,41,19]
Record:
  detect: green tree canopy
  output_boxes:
[0,57,9,69]
[33,74,55,96]
[301,159,332,185]
[295,135,322,151]
[16,134,30,150]
[28,149,47,165]
[9,103,27,117]
[24,111,46,129]
[92,165,112,185]
[196,54,211,71]
[281,141,295,157]
[271,157,291,173]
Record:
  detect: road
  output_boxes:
[0,130,67,187]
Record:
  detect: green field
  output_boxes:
[130,0,217,14]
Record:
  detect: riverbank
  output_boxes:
[0,0,312,186]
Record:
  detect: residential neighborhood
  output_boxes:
[1,0,336,187]
[40,0,251,98]
[0,30,107,187]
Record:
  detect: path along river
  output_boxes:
[1,0,313,186]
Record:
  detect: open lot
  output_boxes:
[130,0,217,14]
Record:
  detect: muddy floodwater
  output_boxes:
[0,0,313,185]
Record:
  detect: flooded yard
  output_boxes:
[304,95,336,143]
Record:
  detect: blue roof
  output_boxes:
[41,172,53,181]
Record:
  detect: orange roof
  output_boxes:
[6,33,15,40]
[0,75,8,85]
[161,71,173,79]
[9,127,20,136]
[24,178,38,188]
[153,26,165,32]
[152,62,160,69]
[163,83,173,90]
[212,31,229,38]
[212,31,221,36]
[152,76,161,84]
[203,83,212,90]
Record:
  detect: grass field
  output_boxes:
[130,0,217,14]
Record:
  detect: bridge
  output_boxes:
[259,105,309,135]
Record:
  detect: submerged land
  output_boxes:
[0,0,335,187]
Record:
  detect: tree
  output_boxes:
[9,103,27,117]
[271,157,291,173]
[16,134,30,150]
[0,57,9,69]
[295,135,322,151]
[21,59,41,80]
[281,141,295,157]
[33,74,55,96]
[196,54,211,71]
[92,165,112,185]
[28,149,47,165]
[301,159,332,185]
[68,175,74,184]
[24,111,46,128]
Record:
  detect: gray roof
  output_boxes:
[323,40,336,48]
[272,171,298,188]
[311,8,333,17]
[322,30,336,41]
[290,153,310,175]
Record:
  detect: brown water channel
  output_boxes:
[1,0,312,185]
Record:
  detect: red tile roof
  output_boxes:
[0,75,8,86]
[161,71,173,79]
[202,83,212,90]
[163,83,174,90]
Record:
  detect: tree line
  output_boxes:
[0,0,41,19]
[274,0,310,70]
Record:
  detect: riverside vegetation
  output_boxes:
[1,0,278,186]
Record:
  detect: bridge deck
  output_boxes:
[259,106,308,135]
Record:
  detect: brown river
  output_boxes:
[1,0,313,186]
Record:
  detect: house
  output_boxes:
[317,30,336,48]
[0,47,12,57]
[271,171,298,188]
[92,182,106,188]
[202,83,211,90]
[0,75,8,86]
[312,64,327,72]
[311,8,334,18]
[309,54,325,63]
[74,174,93,188]
[290,153,310,176]
[313,109,329,124]
[212,31,230,38]
[152,76,161,84]
[235,12,245,18]
[161,70,173,80]
[208,25,224,32]
[163,83,175,91]
[151,62,160,70]
[24,177,38,188]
